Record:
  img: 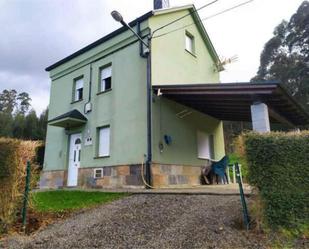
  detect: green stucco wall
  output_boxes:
[149,9,224,165]
[44,7,225,174]
[44,33,148,171]
[152,97,225,166]
[149,9,220,85]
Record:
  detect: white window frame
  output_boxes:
[74,77,84,102]
[98,126,110,157]
[185,31,195,55]
[94,168,104,178]
[197,131,214,160]
[100,65,112,92]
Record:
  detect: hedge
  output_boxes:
[237,131,309,230]
[0,138,41,234]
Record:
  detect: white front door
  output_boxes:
[67,133,82,187]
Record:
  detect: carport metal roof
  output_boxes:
[153,82,309,126]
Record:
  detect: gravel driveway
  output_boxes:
[3,194,265,249]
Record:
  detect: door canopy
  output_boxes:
[48,109,87,128]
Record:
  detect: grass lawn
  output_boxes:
[31,190,129,212]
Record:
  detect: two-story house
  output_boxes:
[41,3,225,189]
[40,2,309,189]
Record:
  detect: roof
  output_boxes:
[153,82,309,126]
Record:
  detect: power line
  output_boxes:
[153,0,254,39]
[151,0,219,36]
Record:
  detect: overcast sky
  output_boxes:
[0,0,304,114]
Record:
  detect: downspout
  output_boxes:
[88,64,92,102]
[145,37,152,187]
[84,64,92,114]
[137,21,148,58]
[138,20,152,187]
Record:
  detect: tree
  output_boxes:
[12,113,26,139]
[24,109,39,140]
[0,89,48,140]
[0,89,17,114]
[0,89,17,137]
[0,112,13,137]
[17,92,32,114]
[37,108,48,140]
[252,1,309,111]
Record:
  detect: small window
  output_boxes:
[185,31,195,54]
[197,131,214,159]
[74,78,84,102]
[75,138,81,144]
[100,66,112,92]
[94,168,103,178]
[98,126,110,157]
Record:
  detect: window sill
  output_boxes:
[185,49,197,58]
[97,89,112,96]
[94,155,110,159]
[71,99,83,104]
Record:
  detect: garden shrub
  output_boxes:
[0,138,41,234]
[237,131,309,230]
[228,152,248,182]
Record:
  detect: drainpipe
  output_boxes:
[137,21,152,187]
[84,64,92,114]
[145,37,152,187]
[137,22,147,58]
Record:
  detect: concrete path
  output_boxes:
[104,184,253,195]
[37,183,253,196]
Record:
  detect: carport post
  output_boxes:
[250,102,270,133]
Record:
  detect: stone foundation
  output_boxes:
[78,165,143,188]
[40,163,205,189]
[152,163,203,188]
[39,170,66,188]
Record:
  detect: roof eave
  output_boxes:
[189,5,221,69]
[152,4,194,15]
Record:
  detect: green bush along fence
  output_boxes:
[0,138,41,234]
[238,131,309,230]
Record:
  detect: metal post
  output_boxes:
[22,161,31,233]
[233,164,236,183]
[235,162,250,230]
[227,164,231,184]
[239,164,243,183]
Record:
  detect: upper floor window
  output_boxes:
[74,77,83,102]
[100,65,112,93]
[185,31,195,55]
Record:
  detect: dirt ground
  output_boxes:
[0,194,303,249]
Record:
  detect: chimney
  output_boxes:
[154,0,170,10]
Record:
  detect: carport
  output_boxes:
[153,82,309,132]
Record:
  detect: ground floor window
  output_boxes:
[98,126,110,157]
[197,130,215,160]
[94,168,104,178]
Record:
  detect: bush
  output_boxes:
[237,131,309,231]
[0,138,41,234]
[228,152,248,182]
